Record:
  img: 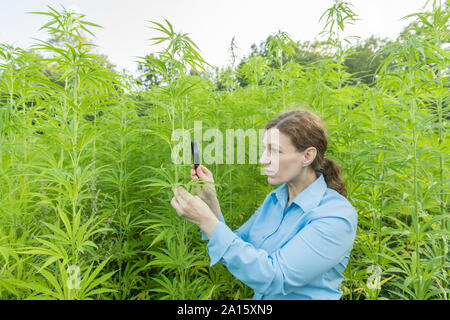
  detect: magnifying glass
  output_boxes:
[191,141,200,170]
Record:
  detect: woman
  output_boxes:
[170,109,358,300]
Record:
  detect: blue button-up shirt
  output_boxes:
[201,172,358,300]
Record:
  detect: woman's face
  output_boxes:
[259,128,312,185]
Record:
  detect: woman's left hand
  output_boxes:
[171,187,219,238]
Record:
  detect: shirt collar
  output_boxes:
[271,172,327,213]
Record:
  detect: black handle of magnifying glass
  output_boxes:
[191,141,200,170]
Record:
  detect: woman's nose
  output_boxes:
[259,150,270,165]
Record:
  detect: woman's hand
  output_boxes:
[191,165,221,218]
[191,164,216,200]
[171,186,219,238]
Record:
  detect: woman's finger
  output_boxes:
[200,165,213,179]
[170,196,182,215]
[192,166,201,178]
[170,196,178,207]
[175,194,189,213]
[172,189,184,207]
[198,166,209,179]
[177,187,191,199]
[174,187,191,207]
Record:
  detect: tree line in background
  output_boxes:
[138,34,392,90]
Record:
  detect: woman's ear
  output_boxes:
[302,147,317,167]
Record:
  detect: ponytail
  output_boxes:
[320,157,347,199]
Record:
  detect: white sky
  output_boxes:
[1,0,431,76]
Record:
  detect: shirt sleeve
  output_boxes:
[201,214,225,240]
[231,204,264,241]
[206,212,357,297]
[201,204,264,241]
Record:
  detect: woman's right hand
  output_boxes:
[190,164,220,217]
[191,164,217,201]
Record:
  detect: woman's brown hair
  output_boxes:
[265,108,348,198]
